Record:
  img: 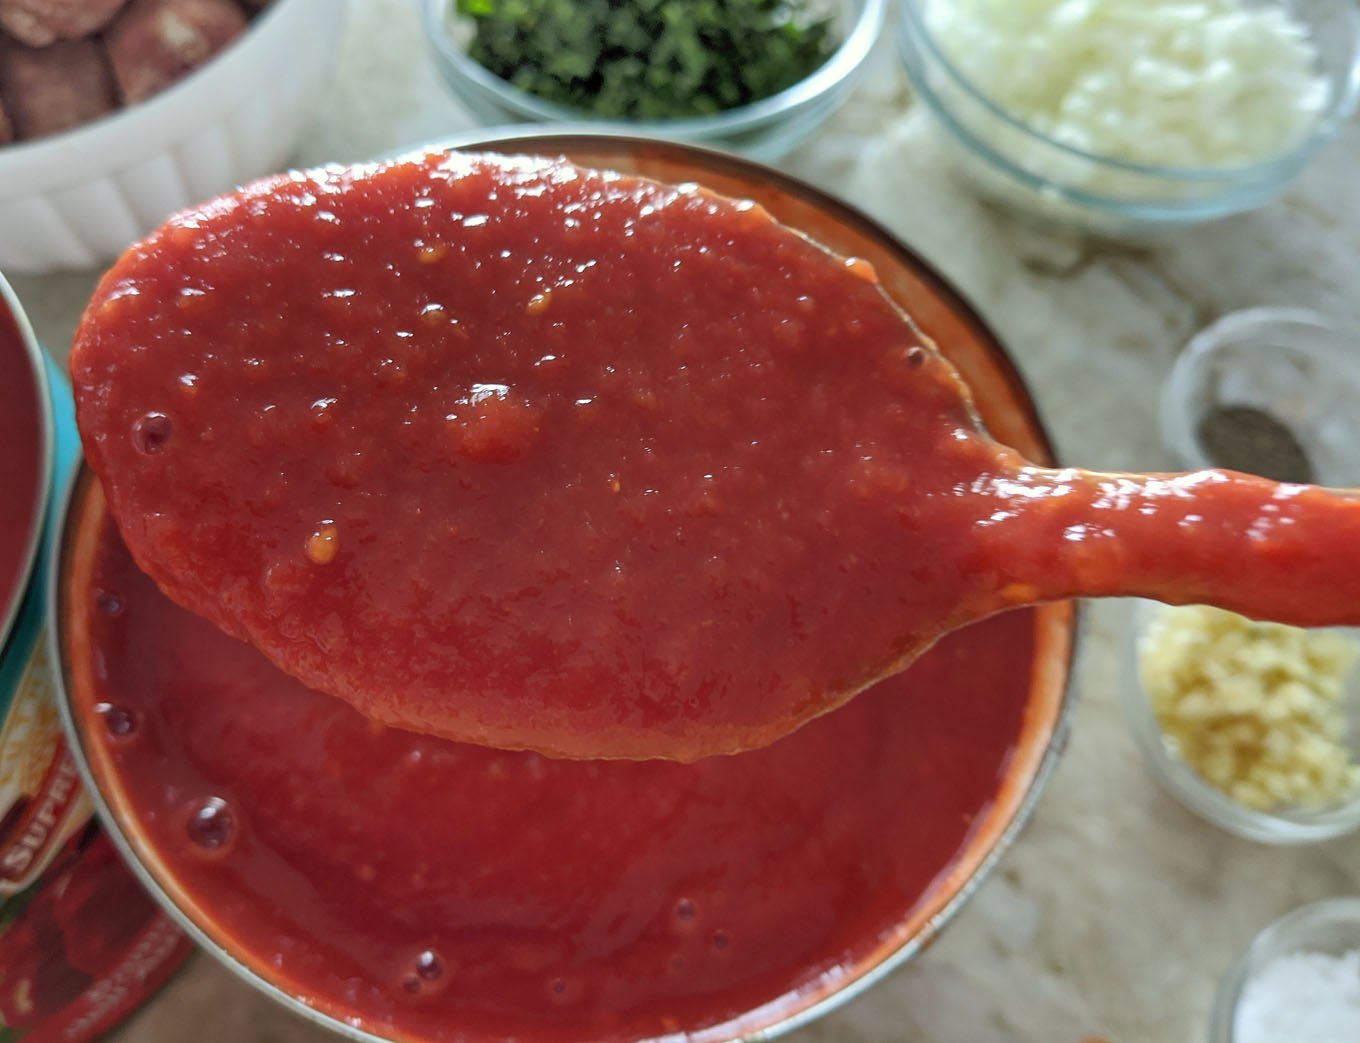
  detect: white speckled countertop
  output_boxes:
[12,2,1360,1041]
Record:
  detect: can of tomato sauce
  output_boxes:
[0,275,191,1041]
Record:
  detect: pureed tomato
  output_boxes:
[69,151,1360,766]
[68,493,1038,1042]
[0,305,43,627]
[69,151,1007,763]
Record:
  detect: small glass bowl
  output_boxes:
[1209,897,1360,1042]
[895,0,1360,237]
[1122,600,1360,844]
[420,0,886,162]
[1160,308,1360,488]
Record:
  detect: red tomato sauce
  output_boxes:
[0,308,43,627]
[69,152,1009,762]
[69,152,1360,765]
[72,509,1037,1042]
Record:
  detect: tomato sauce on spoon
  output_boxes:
[69,151,1360,762]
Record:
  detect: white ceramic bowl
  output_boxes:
[0,0,349,274]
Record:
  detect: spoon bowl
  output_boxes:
[68,144,1360,763]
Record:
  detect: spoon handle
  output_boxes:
[975,466,1360,627]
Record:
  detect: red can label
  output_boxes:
[0,640,89,895]
[0,629,191,1042]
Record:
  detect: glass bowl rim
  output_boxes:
[420,0,888,134]
[896,0,1360,181]
[1158,306,1360,475]
[1209,895,1360,1043]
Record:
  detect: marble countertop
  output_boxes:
[13,2,1360,1041]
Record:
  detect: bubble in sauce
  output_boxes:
[95,589,124,616]
[712,929,733,951]
[400,949,445,995]
[95,701,137,740]
[547,976,583,1006]
[131,411,171,454]
[414,949,443,980]
[186,796,235,852]
[672,897,698,929]
[310,397,338,431]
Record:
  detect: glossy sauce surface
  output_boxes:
[69,152,1009,761]
[74,511,1036,1042]
[0,308,44,630]
[72,151,1360,765]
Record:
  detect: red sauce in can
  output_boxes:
[67,501,1039,1042]
[0,307,43,631]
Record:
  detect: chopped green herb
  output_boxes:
[453,0,838,119]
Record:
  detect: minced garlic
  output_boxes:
[1138,605,1360,811]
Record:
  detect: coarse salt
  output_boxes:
[1234,948,1360,1042]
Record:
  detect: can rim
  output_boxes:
[47,132,1083,1043]
[0,271,54,656]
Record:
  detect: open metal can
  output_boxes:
[45,136,1079,1043]
[0,274,190,1041]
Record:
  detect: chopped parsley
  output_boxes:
[454,0,838,119]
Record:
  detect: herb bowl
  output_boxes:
[895,0,1360,237]
[420,0,886,161]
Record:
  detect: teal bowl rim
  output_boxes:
[420,0,887,135]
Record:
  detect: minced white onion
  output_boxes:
[926,0,1330,168]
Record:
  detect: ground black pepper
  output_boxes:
[1195,404,1315,484]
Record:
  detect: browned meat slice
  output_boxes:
[0,0,128,47]
[105,0,246,105]
[0,36,118,141]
